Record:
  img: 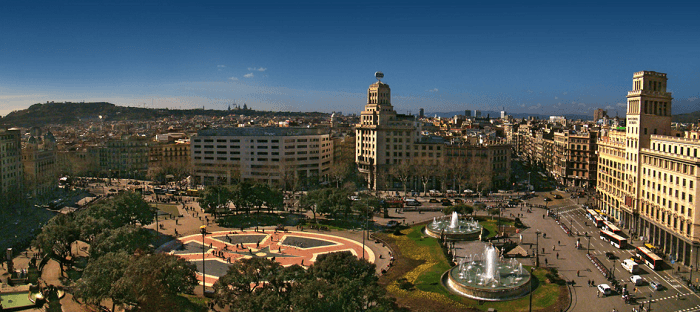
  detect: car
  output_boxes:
[650,281,664,290]
[554,194,563,199]
[543,197,552,202]
[429,198,439,203]
[143,191,153,195]
[386,220,400,228]
[605,252,617,260]
[441,201,453,206]
[630,275,644,286]
[597,284,612,296]
[109,189,117,192]
[454,198,464,203]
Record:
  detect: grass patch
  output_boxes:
[173,293,209,312]
[384,224,566,312]
[217,213,306,228]
[151,203,180,217]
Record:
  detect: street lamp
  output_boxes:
[200,225,207,295]
[535,230,541,267]
[690,265,694,287]
[528,267,535,312]
[648,294,652,312]
[586,233,591,254]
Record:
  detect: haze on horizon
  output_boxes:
[1,0,699,118]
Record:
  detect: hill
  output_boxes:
[672,110,700,123]
[0,102,328,127]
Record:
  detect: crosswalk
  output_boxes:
[675,305,700,312]
[639,292,692,304]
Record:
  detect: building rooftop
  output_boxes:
[196,127,329,137]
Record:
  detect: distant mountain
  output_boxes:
[425,110,593,121]
[672,110,700,123]
[0,102,328,127]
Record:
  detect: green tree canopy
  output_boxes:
[74,251,131,312]
[32,213,80,272]
[214,251,396,312]
[90,225,153,258]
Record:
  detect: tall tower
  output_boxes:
[624,71,673,232]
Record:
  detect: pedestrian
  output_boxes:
[556,252,559,259]
[558,240,560,245]
[553,245,555,251]
[545,258,548,266]
[577,270,579,277]
[542,247,545,253]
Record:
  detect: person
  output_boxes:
[558,240,560,245]
[577,270,580,277]
[556,252,559,259]
[545,258,548,266]
[553,245,555,251]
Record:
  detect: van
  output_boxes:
[630,275,644,286]
[621,259,639,274]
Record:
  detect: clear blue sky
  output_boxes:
[1,0,699,117]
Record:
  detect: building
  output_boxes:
[99,136,150,179]
[22,129,58,197]
[552,130,598,188]
[594,108,608,122]
[355,78,422,189]
[148,141,191,180]
[0,128,23,195]
[419,108,425,118]
[191,127,333,187]
[597,71,700,267]
[355,74,511,192]
[474,110,482,118]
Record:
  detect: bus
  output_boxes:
[602,221,622,234]
[600,229,627,249]
[636,246,663,270]
[153,188,166,195]
[186,189,200,197]
[592,215,605,228]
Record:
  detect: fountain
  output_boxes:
[442,244,532,301]
[425,212,482,241]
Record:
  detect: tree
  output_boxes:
[389,161,412,196]
[214,257,294,312]
[300,188,352,220]
[298,252,395,312]
[214,252,396,312]
[416,163,434,196]
[198,185,231,217]
[74,251,131,312]
[90,225,153,258]
[32,213,80,273]
[112,253,198,310]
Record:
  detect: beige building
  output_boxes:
[355,75,511,192]
[597,71,700,267]
[99,136,150,179]
[0,128,23,195]
[553,131,597,188]
[22,129,58,197]
[355,79,422,189]
[191,127,333,187]
[148,141,191,180]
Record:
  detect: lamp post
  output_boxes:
[529,267,535,312]
[535,230,541,267]
[586,233,591,255]
[690,265,694,287]
[648,294,652,312]
[200,225,207,295]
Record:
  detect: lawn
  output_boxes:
[151,203,180,217]
[382,224,567,312]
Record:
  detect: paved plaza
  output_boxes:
[163,230,375,286]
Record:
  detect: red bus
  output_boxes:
[600,229,627,249]
[636,246,663,270]
[602,221,622,235]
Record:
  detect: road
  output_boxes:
[516,191,700,312]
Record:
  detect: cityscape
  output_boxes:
[2,2,700,312]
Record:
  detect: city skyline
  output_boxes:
[2,0,700,118]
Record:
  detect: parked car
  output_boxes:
[650,281,664,291]
[597,284,612,296]
[454,198,464,203]
[554,194,563,199]
[429,198,439,203]
[386,220,400,228]
[605,252,617,260]
[543,197,552,202]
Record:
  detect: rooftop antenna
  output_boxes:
[375,71,384,82]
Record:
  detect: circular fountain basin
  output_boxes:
[442,262,532,301]
[424,214,482,241]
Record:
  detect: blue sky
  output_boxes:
[1,0,699,117]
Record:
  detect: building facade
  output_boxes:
[22,129,58,197]
[0,128,23,195]
[597,71,700,267]
[191,127,333,187]
[99,136,150,179]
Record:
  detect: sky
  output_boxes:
[1,0,699,118]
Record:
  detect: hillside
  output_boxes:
[673,110,700,123]
[0,102,328,127]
